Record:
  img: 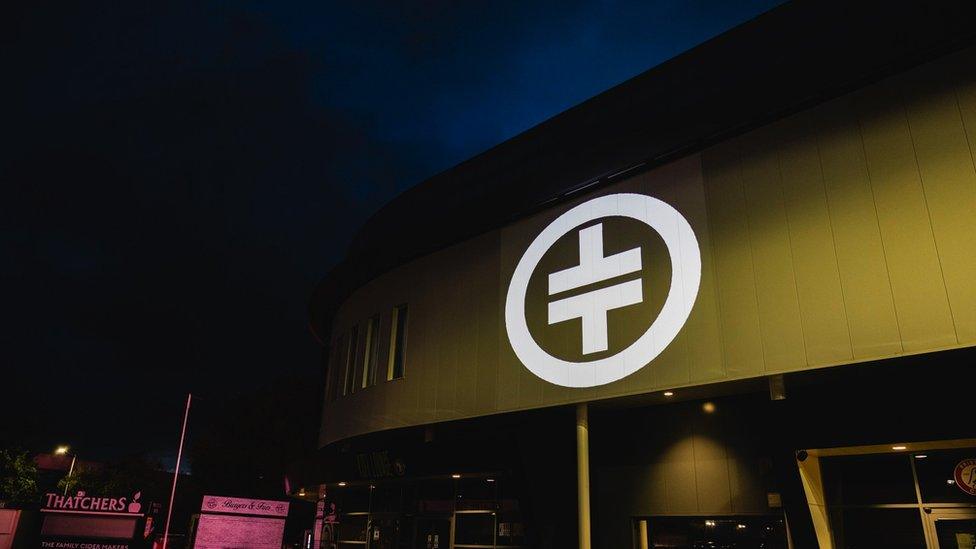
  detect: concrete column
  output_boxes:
[637,519,649,549]
[576,403,591,549]
[797,454,833,549]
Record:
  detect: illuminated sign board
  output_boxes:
[201,495,289,517]
[194,495,290,549]
[39,491,145,549]
[505,193,701,387]
[955,459,976,496]
[43,491,144,515]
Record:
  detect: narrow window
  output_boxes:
[336,334,349,397]
[326,336,342,402]
[387,304,408,380]
[345,326,358,395]
[363,315,380,388]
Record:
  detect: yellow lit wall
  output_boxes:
[321,46,976,447]
[595,399,777,549]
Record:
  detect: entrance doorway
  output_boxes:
[414,516,452,549]
[798,440,976,549]
[367,514,400,549]
[631,515,788,548]
[926,509,976,549]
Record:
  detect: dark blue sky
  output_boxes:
[5,1,780,457]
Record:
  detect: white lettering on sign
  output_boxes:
[201,495,289,517]
[40,543,130,549]
[547,223,643,354]
[42,491,142,515]
[505,193,701,388]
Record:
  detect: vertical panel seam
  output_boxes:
[724,441,735,514]
[676,168,692,387]
[855,113,906,352]
[736,142,770,373]
[953,86,976,338]
[473,252,483,414]
[955,89,976,182]
[641,171,666,390]
[691,432,702,513]
[699,153,731,380]
[812,124,856,360]
[773,144,811,367]
[497,254,506,411]
[432,282,441,420]
[413,300,422,424]
[902,103,960,344]
[664,462,672,515]
[454,253,464,416]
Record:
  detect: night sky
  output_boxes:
[5,1,781,462]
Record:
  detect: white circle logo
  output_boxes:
[504,193,702,388]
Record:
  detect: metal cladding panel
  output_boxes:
[320,48,976,446]
[775,114,852,366]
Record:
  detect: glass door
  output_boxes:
[338,513,370,549]
[414,516,452,549]
[367,514,400,549]
[453,510,495,549]
[926,509,976,549]
[812,443,976,549]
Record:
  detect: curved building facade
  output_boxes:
[301,3,976,548]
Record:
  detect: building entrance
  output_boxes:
[413,516,451,549]
[799,440,976,549]
[927,508,976,549]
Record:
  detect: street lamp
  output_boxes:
[55,445,77,495]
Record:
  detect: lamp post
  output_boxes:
[162,393,192,549]
[55,445,77,496]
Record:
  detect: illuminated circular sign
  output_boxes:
[955,459,976,496]
[505,193,701,387]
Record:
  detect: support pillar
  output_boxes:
[576,403,591,549]
[637,519,649,549]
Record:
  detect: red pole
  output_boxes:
[162,393,192,549]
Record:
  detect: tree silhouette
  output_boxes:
[0,449,39,503]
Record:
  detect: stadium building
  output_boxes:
[300,2,976,547]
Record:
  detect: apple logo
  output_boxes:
[128,492,142,513]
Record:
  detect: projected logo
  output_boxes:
[505,193,701,387]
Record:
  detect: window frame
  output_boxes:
[344,326,359,395]
[326,336,342,402]
[387,304,408,381]
[362,315,380,389]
